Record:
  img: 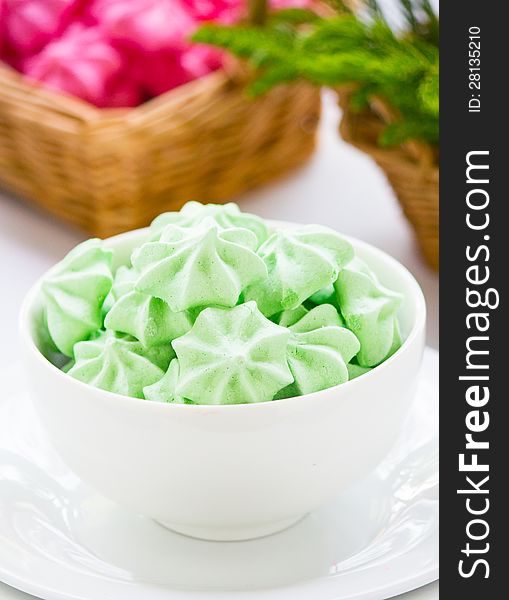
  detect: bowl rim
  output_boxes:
[19,222,426,413]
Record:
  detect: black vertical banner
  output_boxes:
[441,2,507,597]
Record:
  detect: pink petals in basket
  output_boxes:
[23,25,125,106]
[0,0,311,108]
[89,0,196,52]
[183,0,245,24]
[1,0,80,55]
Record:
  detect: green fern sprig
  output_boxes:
[193,0,439,146]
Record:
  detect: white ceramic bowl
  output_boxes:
[20,222,426,541]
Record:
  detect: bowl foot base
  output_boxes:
[155,514,306,542]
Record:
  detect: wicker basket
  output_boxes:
[337,89,439,270]
[0,62,320,237]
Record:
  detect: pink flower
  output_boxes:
[23,25,124,106]
[183,0,243,24]
[270,0,311,7]
[180,43,223,78]
[133,49,192,96]
[184,0,311,23]
[89,0,196,52]
[0,1,6,58]
[98,75,144,108]
[2,0,81,56]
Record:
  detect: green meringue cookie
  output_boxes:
[274,305,309,328]
[68,331,173,398]
[143,359,193,403]
[334,258,402,367]
[150,201,269,247]
[289,303,344,332]
[61,359,75,373]
[41,239,113,356]
[306,284,342,312]
[111,265,137,298]
[277,305,360,398]
[104,291,193,348]
[32,305,68,367]
[347,362,372,380]
[172,301,294,405]
[102,265,138,315]
[243,225,354,317]
[132,220,268,312]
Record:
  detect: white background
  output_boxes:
[0,93,438,599]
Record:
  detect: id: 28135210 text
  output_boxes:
[468,26,481,113]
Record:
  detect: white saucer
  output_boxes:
[0,348,438,600]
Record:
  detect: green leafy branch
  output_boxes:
[193,0,439,146]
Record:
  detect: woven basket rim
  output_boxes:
[0,61,232,124]
[336,87,438,270]
[336,86,438,175]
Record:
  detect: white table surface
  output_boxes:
[0,93,438,600]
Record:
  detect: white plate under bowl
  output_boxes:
[0,348,439,600]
